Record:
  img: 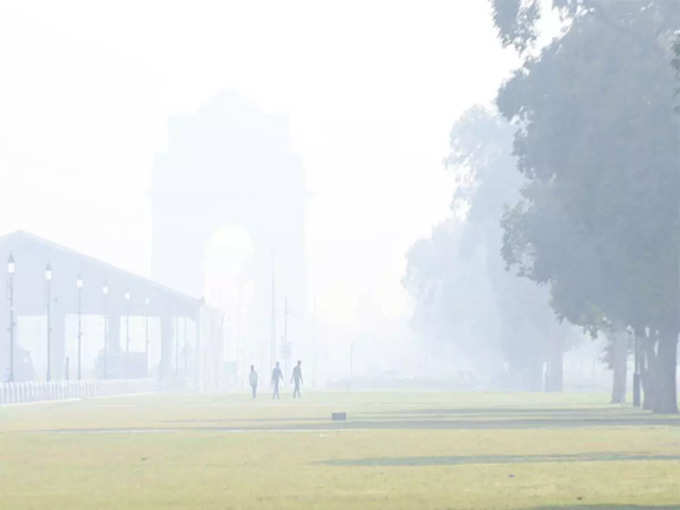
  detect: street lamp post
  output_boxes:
[349,341,354,392]
[282,297,290,375]
[45,264,52,381]
[102,283,109,379]
[7,254,15,382]
[76,276,83,380]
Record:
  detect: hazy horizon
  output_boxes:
[0,1,516,330]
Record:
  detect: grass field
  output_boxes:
[2,391,680,509]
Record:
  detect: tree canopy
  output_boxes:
[494,0,680,412]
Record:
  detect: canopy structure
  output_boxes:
[0,231,224,387]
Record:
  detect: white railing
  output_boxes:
[0,379,157,405]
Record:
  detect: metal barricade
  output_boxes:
[0,378,156,404]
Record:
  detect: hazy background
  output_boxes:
[0,1,516,328]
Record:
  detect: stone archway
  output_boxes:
[151,92,307,374]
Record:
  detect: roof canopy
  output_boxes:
[0,231,200,318]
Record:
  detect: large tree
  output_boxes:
[493,0,680,412]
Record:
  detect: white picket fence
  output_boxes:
[0,379,157,405]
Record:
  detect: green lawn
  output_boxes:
[1,391,680,509]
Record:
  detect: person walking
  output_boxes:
[291,360,303,398]
[249,365,258,399]
[271,361,283,399]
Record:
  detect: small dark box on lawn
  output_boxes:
[332,412,347,421]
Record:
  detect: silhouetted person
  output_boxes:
[271,362,283,399]
[291,360,303,398]
[249,365,258,399]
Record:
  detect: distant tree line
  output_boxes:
[405,0,680,413]
[403,108,574,391]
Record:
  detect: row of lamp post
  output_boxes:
[6,253,151,383]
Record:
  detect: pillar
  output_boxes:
[160,314,174,380]
[0,304,8,382]
[52,313,66,381]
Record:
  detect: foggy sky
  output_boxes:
[0,1,517,328]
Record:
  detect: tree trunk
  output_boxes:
[610,330,628,404]
[652,330,678,414]
[522,358,544,391]
[632,327,643,407]
[545,335,564,392]
[642,338,657,411]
